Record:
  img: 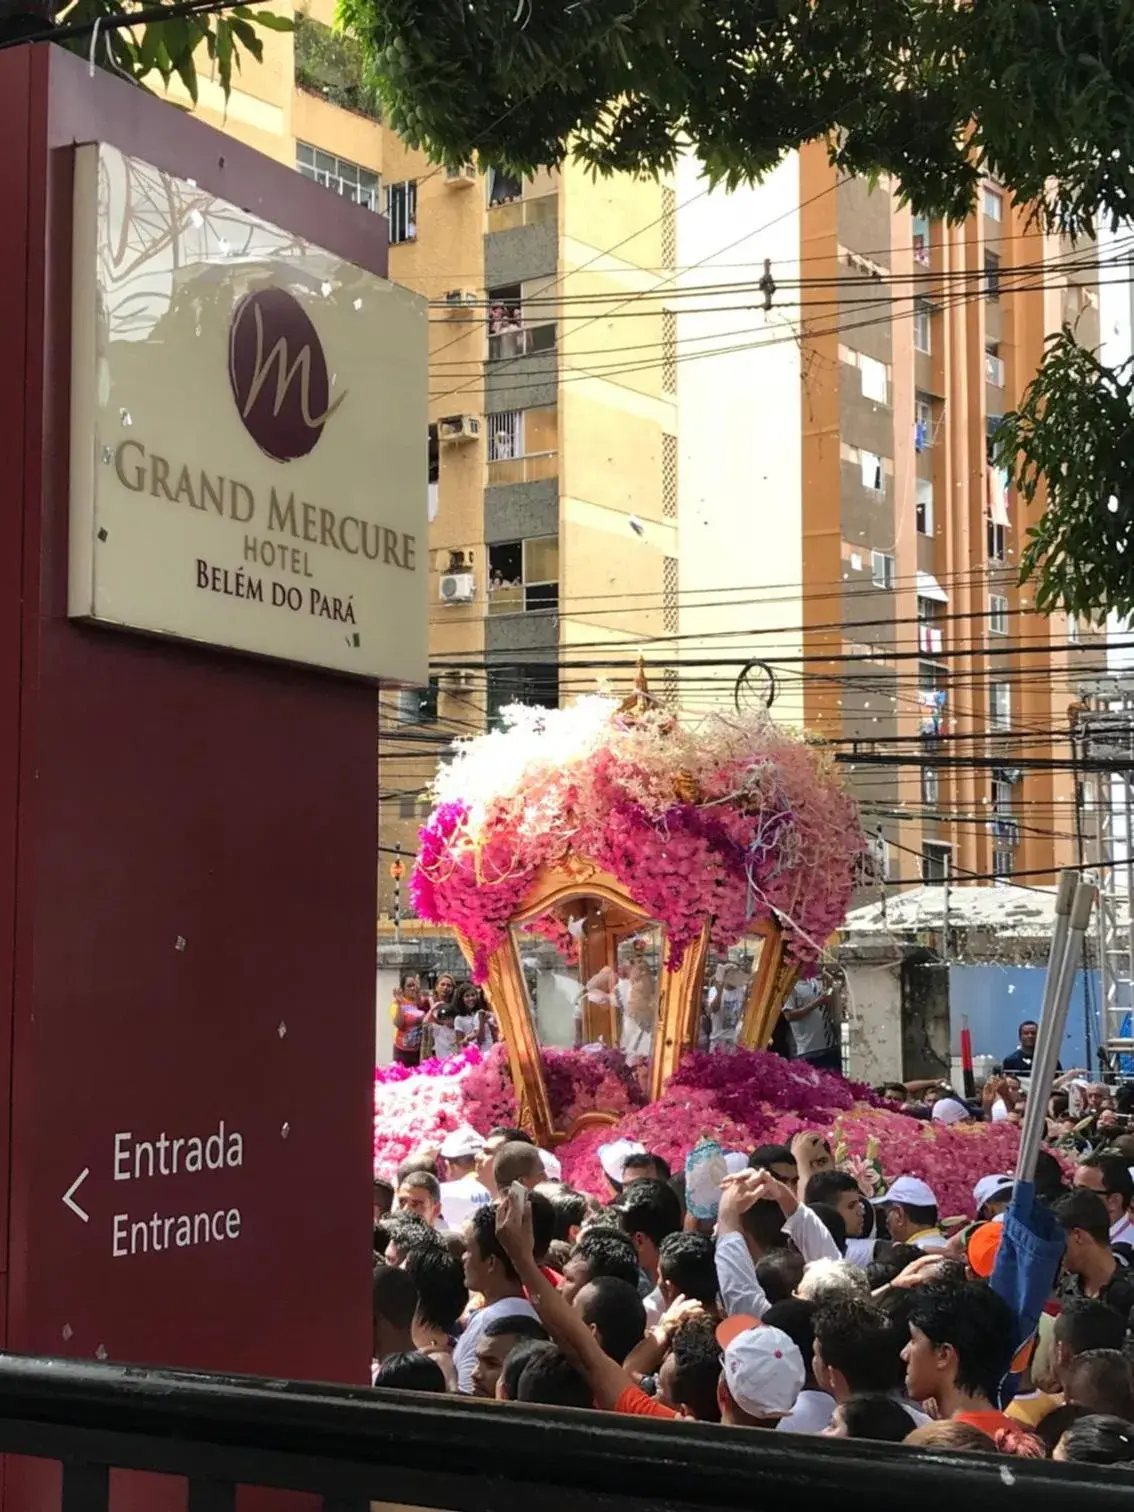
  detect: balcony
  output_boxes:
[487,450,558,487]
[487,191,557,234]
[488,322,557,362]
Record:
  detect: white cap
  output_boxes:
[722,1325,805,1419]
[873,1175,938,1209]
[973,1174,1014,1212]
[931,1097,970,1125]
[598,1139,647,1184]
[538,1148,563,1181]
[439,1126,485,1160]
[723,1151,750,1176]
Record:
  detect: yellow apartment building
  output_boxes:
[168,6,676,918]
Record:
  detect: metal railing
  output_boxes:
[0,1354,1129,1512]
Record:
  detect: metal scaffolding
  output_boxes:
[1074,675,1134,1070]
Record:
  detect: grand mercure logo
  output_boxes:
[227,287,346,463]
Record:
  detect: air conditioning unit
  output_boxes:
[444,289,478,308]
[439,573,476,604]
[445,163,477,185]
[438,414,480,442]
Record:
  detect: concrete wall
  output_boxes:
[843,962,904,1083]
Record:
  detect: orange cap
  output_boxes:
[715,1314,761,1349]
[966,1220,1003,1278]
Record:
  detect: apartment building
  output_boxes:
[175,17,1098,908]
[676,143,1104,891]
[171,7,675,916]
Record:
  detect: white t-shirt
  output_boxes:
[777,1389,835,1434]
[439,1173,492,1232]
[642,1284,665,1330]
[845,1237,876,1268]
[431,1023,459,1060]
[787,980,834,1058]
[453,1297,538,1393]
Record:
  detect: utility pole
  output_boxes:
[389,845,405,944]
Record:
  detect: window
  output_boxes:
[985,342,1005,387]
[991,767,1013,814]
[487,662,558,728]
[386,180,417,244]
[912,213,930,267]
[987,518,1007,563]
[296,143,380,212]
[396,678,439,726]
[916,478,934,536]
[427,424,439,521]
[915,393,935,451]
[871,550,895,589]
[918,594,942,653]
[860,451,884,491]
[488,537,559,615]
[922,767,940,807]
[983,186,1003,222]
[919,660,946,689]
[487,167,523,206]
[913,300,932,353]
[486,405,558,484]
[869,834,892,882]
[487,284,523,358]
[1068,614,1081,644]
[921,841,951,885]
[488,410,523,462]
[990,681,1011,730]
[989,593,1008,634]
[487,285,555,360]
[860,354,888,404]
[985,250,1001,301]
[993,849,1013,882]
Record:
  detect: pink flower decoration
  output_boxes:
[409,701,867,979]
[376,1044,1026,1222]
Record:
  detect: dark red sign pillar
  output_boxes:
[0,44,387,1507]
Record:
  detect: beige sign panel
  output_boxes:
[69,143,428,684]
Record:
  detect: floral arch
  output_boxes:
[411,672,867,1146]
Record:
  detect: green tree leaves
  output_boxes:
[56,0,289,103]
[995,331,1134,619]
[337,0,1134,616]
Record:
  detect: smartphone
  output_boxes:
[509,1180,529,1211]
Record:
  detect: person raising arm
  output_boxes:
[495,1190,679,1418]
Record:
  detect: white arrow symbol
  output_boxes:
[63,1169,89,1223]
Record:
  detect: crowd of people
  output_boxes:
[369,1109,1134,1467]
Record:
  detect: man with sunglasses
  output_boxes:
[1074,1153,1134,1250]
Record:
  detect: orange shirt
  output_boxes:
[956,1409,1020,1439]
[614,1385,678,1419]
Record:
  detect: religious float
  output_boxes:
[375,673,1025,1215]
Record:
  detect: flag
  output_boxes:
[989,1180,1066,1397]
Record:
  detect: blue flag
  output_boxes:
[989,1180,1065,1401]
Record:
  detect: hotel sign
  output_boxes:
[68,143,428,684]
